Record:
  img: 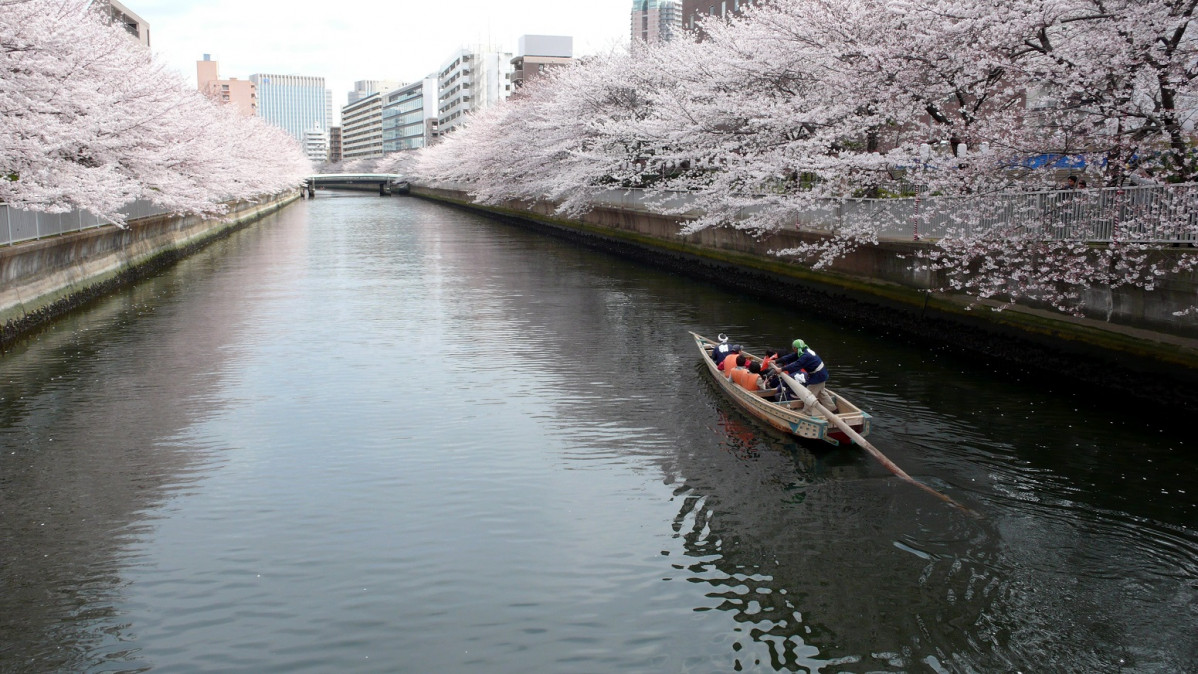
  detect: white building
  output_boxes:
[303,127,327,163]
[437,47,513,136]
[382,77,440,152]
[631,0,682,46]
[341,92,387,160]
[250,73,329,143]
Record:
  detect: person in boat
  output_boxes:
[755,361,783,392]
[729,359,753,388]
[733,361,775,396]
[773,338,837,413]
[714,343,742,372]
[727,354,751,380]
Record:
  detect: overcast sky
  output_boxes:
[134,0,631,109]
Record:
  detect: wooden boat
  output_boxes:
[692,332,871,446]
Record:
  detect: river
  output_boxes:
[0,193,1194,673]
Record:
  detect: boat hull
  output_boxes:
[692,332,870,446]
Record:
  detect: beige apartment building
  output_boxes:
[99,0,150,47]
[328,126,343,164]
[341,93,386,160]
[196,55,257,116]
[510,35,573,90]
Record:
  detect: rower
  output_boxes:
[774,338,837,413]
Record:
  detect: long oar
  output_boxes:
[776,370,976,515]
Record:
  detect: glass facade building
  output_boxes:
[382,78,439,152]
[249,73,329,143]
[631,0,682,45]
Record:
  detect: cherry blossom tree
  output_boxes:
[0,0,309,224]
[406,0,1197,317]
[414,49,672,216]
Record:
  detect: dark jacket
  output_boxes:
[776,348,829,385]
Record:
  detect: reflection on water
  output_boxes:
[0,193,1194,672]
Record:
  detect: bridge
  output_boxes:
[304,174,408,197]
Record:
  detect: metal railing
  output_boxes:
[875,184,1198,243]
[415,180,1198,245]
[1,199,170,247]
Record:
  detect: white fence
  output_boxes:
[1,199,170,247]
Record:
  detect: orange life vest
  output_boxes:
[729,367,746,387]
[721,353,739,376]
[732,368,760,391]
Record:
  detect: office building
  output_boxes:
[250,73,329,143]
[348,80,401,106]
[682,0,753,31]
[437,47,513,136]
[341,92,387,160]
[196,55,257,116]
[631,0,682,45]
[510,35,573,90]
[382,78,439,152]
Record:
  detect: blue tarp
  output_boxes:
[1009,153,1096,170]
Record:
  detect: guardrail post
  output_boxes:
[4,204,10,246]
[1114,188,1124,242]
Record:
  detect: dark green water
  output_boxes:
[0,193,1194,673]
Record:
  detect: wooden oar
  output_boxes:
[775,370,977,515]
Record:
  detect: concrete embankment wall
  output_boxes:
[412,185,1198,406]
[1,192,301,348]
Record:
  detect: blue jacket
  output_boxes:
[776,348,829,385]
[712,343,740,365]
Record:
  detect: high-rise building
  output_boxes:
[96,0,150,47]
[510,35,573,90]
[437,47,513,136]
[328,126,343,164]
[631,0,682,46]
[348,80,401,106]
[681,0,753,32]
[341,92,387,160]
[250,73,328,142]
[196,55,257,116]
[382,77,439,152]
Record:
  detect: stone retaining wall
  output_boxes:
[1,192,301,348]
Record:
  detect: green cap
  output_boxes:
[792,339,807,351]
